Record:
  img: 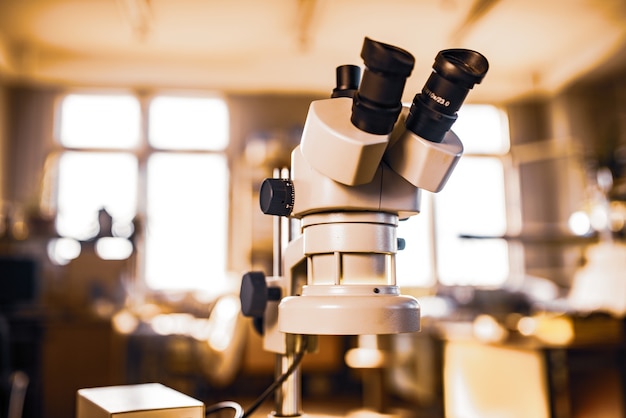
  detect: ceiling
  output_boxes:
[0,0,625,103]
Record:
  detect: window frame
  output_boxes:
[396,104,521,288]
[50,89,232,294]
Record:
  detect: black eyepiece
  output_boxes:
[405,49,488,143]
[434,49,489,89]
[332,65,361,98]
[351,37,415,135]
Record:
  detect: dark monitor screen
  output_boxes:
[0,257,37,308]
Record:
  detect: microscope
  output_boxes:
[240,37,488,417]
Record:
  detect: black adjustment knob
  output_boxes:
[259,178,294,216]
[240,272,269,318]
[240,271,282,318]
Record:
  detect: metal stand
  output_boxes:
[272,168,302,417]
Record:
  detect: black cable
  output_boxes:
[242,340,308,418]
[205,400,244,418]
[205,340,308,418]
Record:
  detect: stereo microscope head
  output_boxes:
[246,37,488,337]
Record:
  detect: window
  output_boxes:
[145,153,228,291]
[58,94,141,149]
[53,92,230,294]
[396,104,511,288]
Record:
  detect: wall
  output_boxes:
[3,85,57,209]
[505,67,626,288]
[506,99,583,286]
[0,83,6,202]
[561,76,626,190]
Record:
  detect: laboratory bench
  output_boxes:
[421,297,626,418]
[2,293,625,418]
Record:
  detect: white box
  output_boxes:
[77,383,205,418]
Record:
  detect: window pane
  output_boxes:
[455,105,509,155]
[396,192,435,287]
[149,96,229,150]
[58,94,141,148]
[145,153,229,291]
[56,152,137,240]
[435,157,509,286]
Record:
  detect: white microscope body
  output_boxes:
[240,37,488,417]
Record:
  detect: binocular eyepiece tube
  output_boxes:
[350,37,415,135]
[338,38,489,143]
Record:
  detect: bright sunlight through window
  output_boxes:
[55,93,230,292]
[145,153,229,291]
[56,152,137,240]
[59,94,141,149]
[395,104,510,287]
[149,96,229,151]
[396,192,434,287]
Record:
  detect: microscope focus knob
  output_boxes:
[240,271,281,318]
[259,178,294,216]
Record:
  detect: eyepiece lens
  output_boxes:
[332,65,361,98]
[351,37,415,135]
[405,49,488,143]
[435,49,489,88]
[360,38,415,76]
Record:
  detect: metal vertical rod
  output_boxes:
[275,350,302,417]
[272,168,283,278]
[273,167,302,417]
[280,167,292,273]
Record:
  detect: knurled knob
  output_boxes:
[259,178,294,216]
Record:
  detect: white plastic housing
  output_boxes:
[301,212,396,285]
[300,97,390,186]
[279,285,420,335]
[291,145,421,219]
[384,129,463,193]
[275,212,420,335]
